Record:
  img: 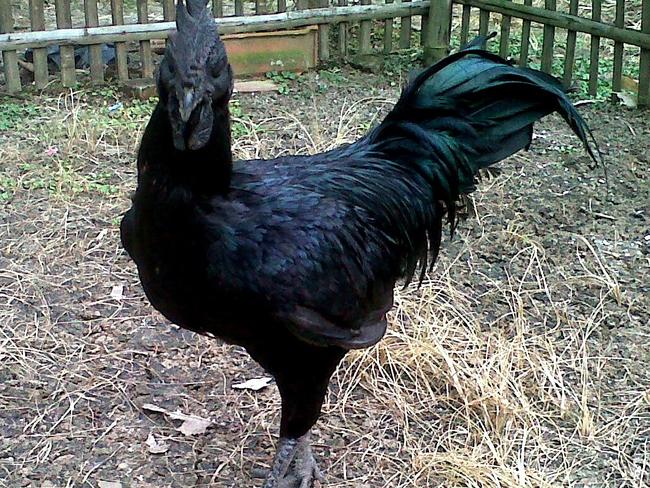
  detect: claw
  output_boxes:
[263,433,323,488]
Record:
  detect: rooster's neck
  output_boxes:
[137,101,233,196]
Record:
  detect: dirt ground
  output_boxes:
[1,69,649,488]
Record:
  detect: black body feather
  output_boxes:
[121,44,599,440]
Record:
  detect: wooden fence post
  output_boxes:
[55,0,76,87]
[611,0,625,101]
[138,0,154,79]
[640,0,650,106]
[111,0,129,82]
[460,5,471,47]
[85,0,104,83]
[563,0,578,87]
[588,0,602,96]
[399,0,412,49]
[319,0,330,61]
[338,0,348,56]
[383,0,394,54]
[541,0,556,73]
[359,0,372,54]
[499,9,511,59]
[423,0,451,65]
[29,0,49,88]
[519,0,532,66]
[0,1,20,92]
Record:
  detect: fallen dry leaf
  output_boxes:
[110,284,124,300]
[232,377,273,391]
[176,416,212,436]
[98,481,123,488]
[145,432,169,454]
[142,403,167,414]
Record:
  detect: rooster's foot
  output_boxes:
[263,433,323,488]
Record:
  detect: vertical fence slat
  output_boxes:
[541,0,556,73]
[338,0,348,55]
[460,5,471,47]
[111,0,129,82]
[213,0,223,17]
[611,0,624,99]
[0,1,20,92]
[499,12,511,58]
[399,0,412,49]
[519,0,532,66]
[383,0,394,54]
[55,0,75,87]
[563,0,578,87]
[255,0,264,15]
[138,0,154,79]
[588,0,601,96]
[277,0,286,13]
[162,0,175,20]
[478,8,490,37]
[161,0,173,53]
[639,0,650,106]
[359,0,372,54]
[423,0,451,64]
[319,0,330,61]
[84,0,104,83]
[29,0,48,88]
[234,0,244,16]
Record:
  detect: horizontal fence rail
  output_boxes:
[0,2,431,50]
[0,0,648,106]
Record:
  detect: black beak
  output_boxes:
[178,88,196,123]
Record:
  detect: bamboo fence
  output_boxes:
[0,0,648,106]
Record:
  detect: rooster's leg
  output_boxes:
[263,432,323,488]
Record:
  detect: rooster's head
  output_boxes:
[158,0,233,151]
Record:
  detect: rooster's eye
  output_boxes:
[210,64,222,79]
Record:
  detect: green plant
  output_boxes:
[266,70,299,94]
[0,174,17,202]
[0,102,40,130]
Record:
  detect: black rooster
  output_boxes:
[120,1,599,486]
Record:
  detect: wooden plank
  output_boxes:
[499,11,511,58]
[478,8,489,37]
[55,0,75,87]
[0,1,21,92]
[339,0,348,55]
[235,0,244,16]
[640,0,650,106]
[541,0,555,73]
[7,1,650,50]
[138,0,154,79]
[319,0,329,60]
[29,0,48,88]
[563,0,578,87]
[423,0,451,64]
[359,0,372,54]
[399,0,412,49]
[255,0,265,15]
[588,0,601,96]
[383,0,393,54]
[84,0,104,83]
[611,0,624,99]
[421,12,429,52]
[162,0,175,20]
[519,0,532,66]
[111,0,129,82]
[460,4,471,47]
[213,0,223,17]
[278,0,287,13]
